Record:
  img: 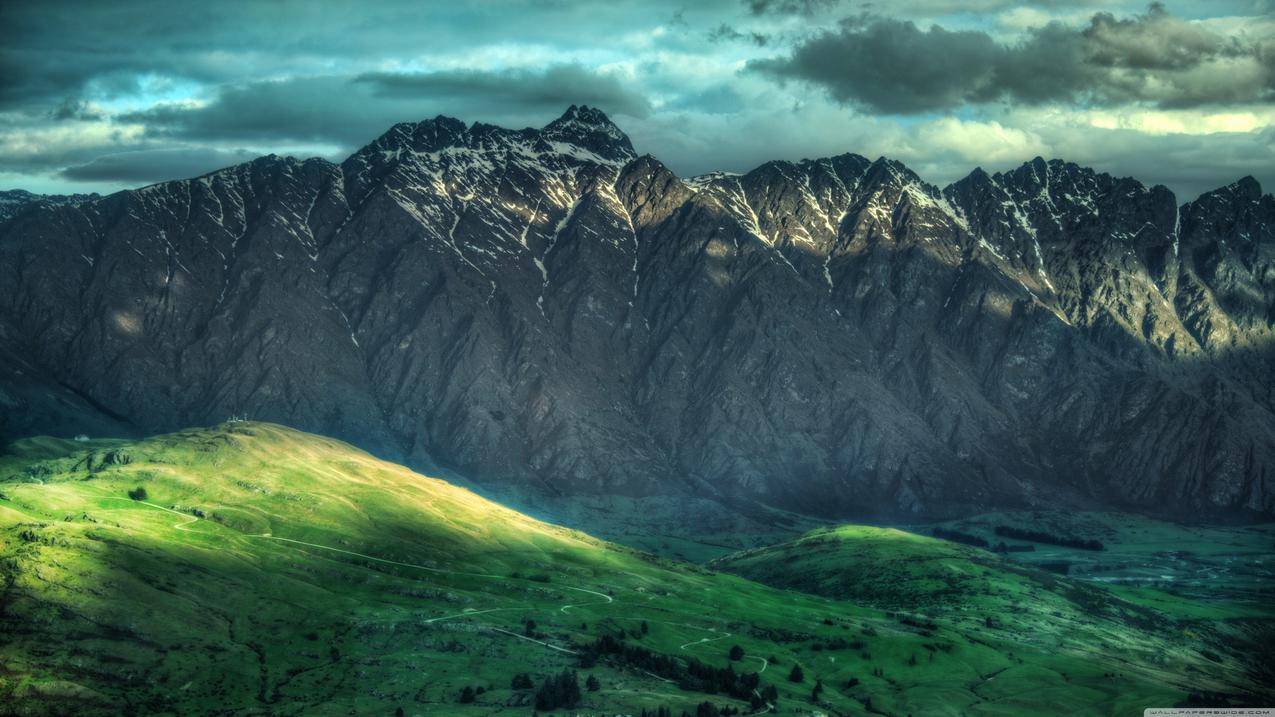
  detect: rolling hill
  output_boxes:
[2,422,1270,715]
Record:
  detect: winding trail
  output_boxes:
[679,631,731,650]
[250,533,510,580]
[104,498,203,532]
[423,607,530,624]
[488,627,579,655]
[560,586,613,612]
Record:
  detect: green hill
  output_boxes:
[1,423,1269,715]
[714,524,1274,712]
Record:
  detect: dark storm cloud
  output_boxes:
[751,4,1275,113]
[742,0,1110,15]
[1083,5,1244,70]
[49,99,103,122]
[118,77,372,146]
[122,66,649,148]
[0,0,712,112]
[356,66,652,117]
[708,24,770,46]
[60,147,258,184]
[753,17,1004,113]
[708,23,765,45]
[0,1,293,109]
[746,0,839,16]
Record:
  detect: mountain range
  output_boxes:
[1,105,1272,525]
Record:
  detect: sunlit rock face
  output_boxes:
[1,106,1272,520]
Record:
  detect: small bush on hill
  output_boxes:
[511,672,533,689]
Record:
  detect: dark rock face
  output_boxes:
[0,189,97,222]
[1,106,1272,520]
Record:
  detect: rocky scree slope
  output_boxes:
[1,105,1272,520]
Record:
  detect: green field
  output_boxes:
[929,511,1275,619]
[1,423,1271,715]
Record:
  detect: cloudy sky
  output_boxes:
[2,0,1272,200]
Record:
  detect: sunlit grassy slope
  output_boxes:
[1,423,1270,715]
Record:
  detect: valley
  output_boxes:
[2,423,1271,715]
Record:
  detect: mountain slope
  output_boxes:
[1,423,1266,715]
[1,106,1272,523]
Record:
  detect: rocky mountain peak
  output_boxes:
[540,104,636,162]
[366,115,471,155]
[1231,175,1263,199]
[339,106,636,192]
[1186,175,1270,215]
[862,156,922,188]
[1179,173,1274,276]
[1196,176,1266,210]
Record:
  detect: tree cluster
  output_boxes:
[580,635,770,708]
[994,525,1103,551]
[534,669,581,711]
[694,701,741,716]
[992,541,1036,553]
[811,637,863,651]
[930,527,988,548]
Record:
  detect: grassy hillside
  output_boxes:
[1,423,1269,715]
[715,524,1275,711]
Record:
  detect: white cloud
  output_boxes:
[1082,107,1275,134]
[0,115,148,165]
[911,117,1049,162]
[993,6,1094,35]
